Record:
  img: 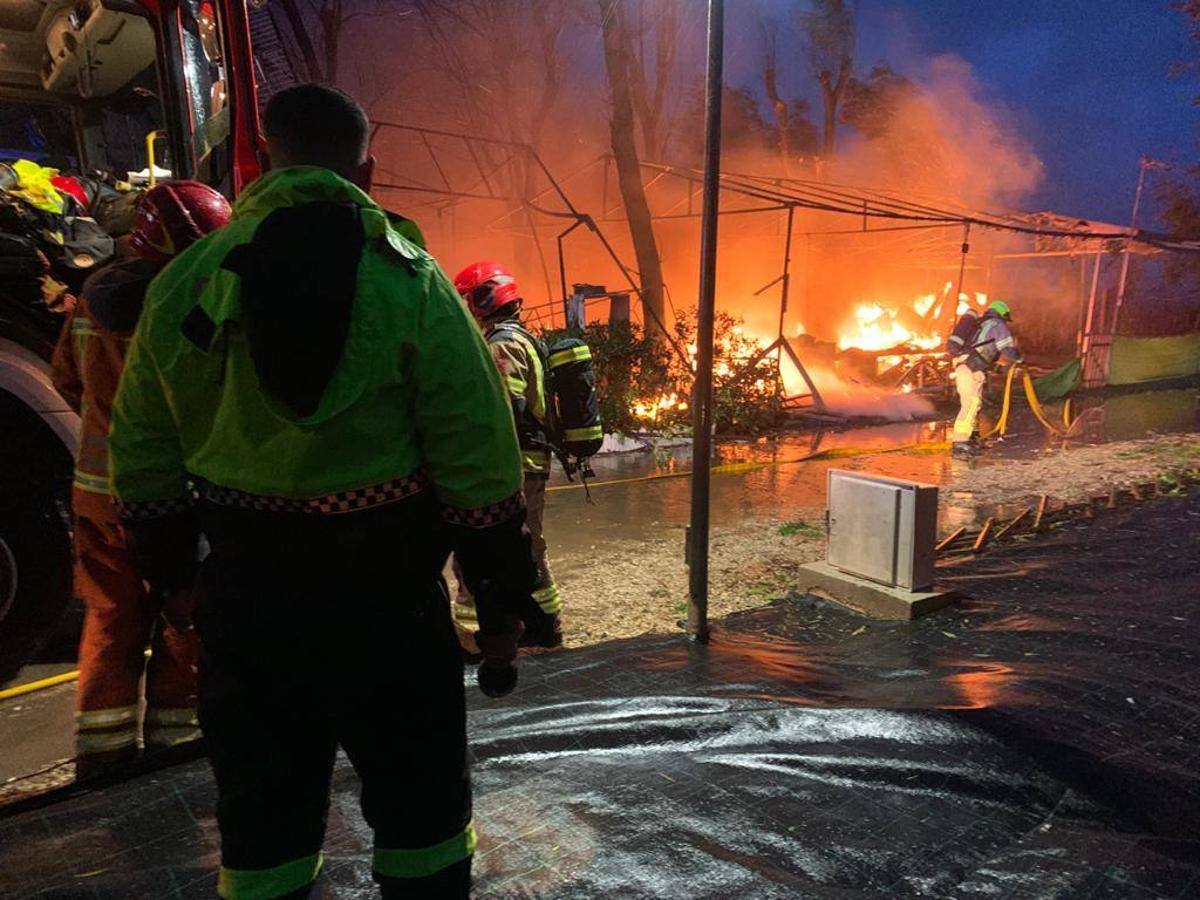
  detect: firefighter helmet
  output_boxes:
[453,260,522,320]
[130,181,231,263]
[987,299,1012,320]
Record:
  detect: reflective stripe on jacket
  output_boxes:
[968,316,1020,371]
[50,258,160,494]
[486,317,551,475]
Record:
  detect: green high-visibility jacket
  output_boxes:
[109,167,522,517]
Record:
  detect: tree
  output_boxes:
[271,0,392,85]
[841,65,918,140]
[798,0,856,160]
[757,13,820,173]
[626,0,680,163]
[678,85,813,173]
[600,0,669,341]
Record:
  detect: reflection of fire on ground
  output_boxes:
[631,283,989,425]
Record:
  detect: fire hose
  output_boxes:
[981,364,1079,439]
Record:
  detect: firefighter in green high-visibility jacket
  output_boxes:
[109,84,536,900]
[453,260,563,650]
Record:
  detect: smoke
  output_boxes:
[348,12,1077,425]
[833,54,1045,211]
[804,363,936,421]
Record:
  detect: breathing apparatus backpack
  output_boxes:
[545,337,604,478]
[946,308,982,363]
[490,322,604,482]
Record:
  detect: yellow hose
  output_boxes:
[0,669,78,702]
[981,365,1078,439]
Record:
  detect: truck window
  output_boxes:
[0,103,78,170]
[179,0,231,189]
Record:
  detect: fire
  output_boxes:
[836,288,988,354]
[625,284,988,426]
[632,392,687,422]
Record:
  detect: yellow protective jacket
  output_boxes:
[485,316,551,476]
[109,167,523,524]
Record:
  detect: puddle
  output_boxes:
[546,385,1199,557]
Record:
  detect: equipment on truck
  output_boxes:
[0,0,263,680]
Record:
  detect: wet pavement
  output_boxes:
[1,492,1198,898]
[0,385,1195,811]
[545,384,1198,555]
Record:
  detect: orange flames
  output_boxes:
[836,284,987,354]
[631,392,687,422]
[627,285,989,425]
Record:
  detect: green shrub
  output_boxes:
[537,310,785,436]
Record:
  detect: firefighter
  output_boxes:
[949,299,1022,459]
[50,180,231,774]
[453,261,563,649]
[108,84,534,900]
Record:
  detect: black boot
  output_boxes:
[518,612,563,649]
[376,857,471,899]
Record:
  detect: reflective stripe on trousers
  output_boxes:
[523,475,560,615]
[72,487,198,757]
[952,364,986,443]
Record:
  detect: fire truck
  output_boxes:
[0,0,267,677]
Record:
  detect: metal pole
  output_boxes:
[1112,158,1149,327]
[686,0,724,644]
[777,206,795,341]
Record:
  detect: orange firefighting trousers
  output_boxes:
[73,487,199,756]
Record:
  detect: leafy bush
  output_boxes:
[537,310,785,436]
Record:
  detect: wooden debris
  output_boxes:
[1033,495,1049,531]
[936,527,967,553]
[993,507,1030,542]
[1107,488,1120,510]
[972,517,994,553]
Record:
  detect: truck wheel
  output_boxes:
[0,392,73,685]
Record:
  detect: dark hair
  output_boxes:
[263,84,369,178]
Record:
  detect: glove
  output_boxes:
[124,510,202,596]
[451,504,537,699]
[473,579,522,698]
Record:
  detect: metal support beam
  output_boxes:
[686,0,724,644]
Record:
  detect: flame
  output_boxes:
[631,392,687,422]
[836,289,988,354]
[625,285,988,425]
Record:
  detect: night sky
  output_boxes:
[747,0,1196,225]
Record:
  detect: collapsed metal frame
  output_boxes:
[368,121,1200,392]
[366,120,696,367]
[593,157,1200,394]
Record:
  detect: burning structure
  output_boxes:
[354,120,1192,428]
[245,5,1200,431]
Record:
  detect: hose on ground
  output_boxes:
[981,365,1080,439]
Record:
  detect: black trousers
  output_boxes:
[196,502,472,899]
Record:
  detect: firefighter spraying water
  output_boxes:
[947,299,1023,459]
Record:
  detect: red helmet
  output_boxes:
[453,260,522,320]
[130,180,231,263]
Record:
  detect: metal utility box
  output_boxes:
[827,470,938,591]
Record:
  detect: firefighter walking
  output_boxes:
[453,261,563,649]
[948,299,1022,459]
[109,85,536,899]
[51,181,231,772]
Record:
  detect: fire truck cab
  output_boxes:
[0,0,261,678]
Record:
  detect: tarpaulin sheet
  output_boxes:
[1109,333,1200,386]
[1,496,1199,898]
[1032,358,1082,401]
